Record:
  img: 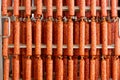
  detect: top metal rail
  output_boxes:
[7,6,120,11]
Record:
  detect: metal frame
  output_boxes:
[0,0,3,79]
[7,6,120,11]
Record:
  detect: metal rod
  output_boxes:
[8,44,115,49]
[7,6,120,11]
[0,0,3,79]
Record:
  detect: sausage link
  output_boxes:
[79,0,85,16]
[73,58,78,80]
[90,59,95,80]
[102,21,108,55]
[107,22,112,79]
[46,58,53,80]
[91,21,96,56]
[67,19,73,56]
[101,0,107,17]
[67,0,74,16]
[14,20,20,55]
[85,57,89,80]
[46,20,52,55]
[2,0,7,16]
[112,58,119,80]
[46,0,52,17]
[79,21,85,56]
[26,19,32,56]
[34,58,43,80]
[57,20,63,56]
[3,58,10,80]
[111,0,117,17]
[3,20,9,57]
[74,21,79,45]
[96,12,100,80]
[63,22,68,45]
[79,59,85,80]
[12,58,20,80]
[25,0,31,16]
[55,58,63,80]
[36,0,42,16]
[35,19,41,55]
[101,59,107,80]
[91,0,96,16]
[25,58,31,80]
[67,59,73,80]
[114,21,120,56]
[63,57,67,80]
[56,0,62,17]
[13,0,19,16]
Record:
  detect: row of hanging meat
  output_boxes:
[2,0,120,80]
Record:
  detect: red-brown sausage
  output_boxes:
[79,21,85,56]
[35,19,41,55]
[36,0,42,16]
[46,58,53,80]
[57,20,63,56]
[46,20,52,55]
[101,59,107,80]
[13,0,19,16]
[67,59,73,80]
[12,58,20,80]
[14,20,20,55]
[3,58,10,80]
[3,20,9,57]
[25,58,31,80]
[79,59,85,80]
[56,0,62,17]
[67,0,74,16]
[26,19,32,56]
[90,59,95,80]
[34,58,43,80]
[67,19,73,56]
[2,0,7,16]
[25,0,31,16]
[55,58,63,80]
[46,0,52,17]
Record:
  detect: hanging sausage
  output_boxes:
[101,0,107,80]
[112,0,119,80]
[78,0,85,80]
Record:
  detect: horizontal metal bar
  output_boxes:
[8,44,115,49]
[7,6,120,11]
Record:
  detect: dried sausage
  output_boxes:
[67,59,73,80]
[56,0,62,17]
[3,20,9,57]
[25,0,31,16]
[35,19,41,55]
[79,21,85,56]
[79,59,85,80]
[12,58,20,80]
[57,20,63,56]
[101,59,107,80]
[90,59,95,80]
[26,19,32,56]
[67,19,73,56]
[3,58,10,80]
[46,21,52,55]
[46,58,53,80]
[14,20,20,55]
[25,59,31,80]
[36,0,42,16]
[13,0,19,16]
[2,0,7,16]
